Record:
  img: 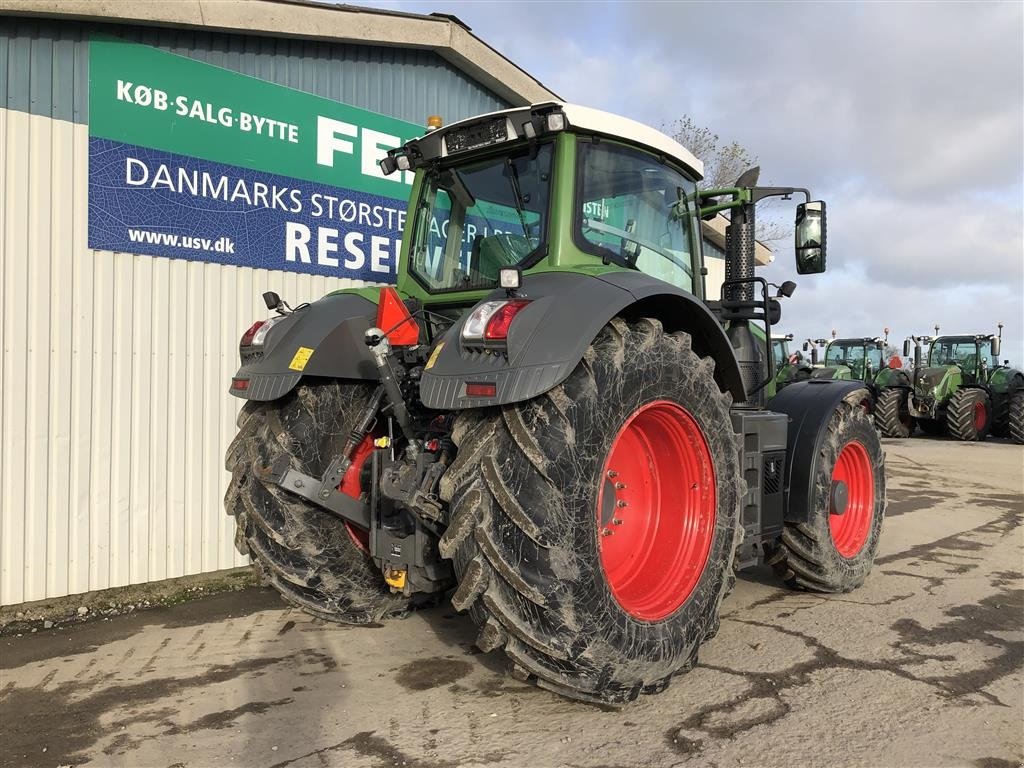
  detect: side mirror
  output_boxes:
[802,341,809,352]
[902,339,911,357]
[991,337,1001,357]
[811,347,819,365]
[777,280,797,298]
[794,201,827,274]
[767,299,782,326]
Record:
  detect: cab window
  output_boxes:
[576,141,697,292]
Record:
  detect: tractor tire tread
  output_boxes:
[947,388,991,442]
[443,318,744,705]
[223,382,413,625]
[874,388,912,438]
[766,402,886,593]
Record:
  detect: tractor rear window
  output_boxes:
[408,143,553,294]
[575,141,698,293]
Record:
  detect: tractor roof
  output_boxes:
[554,103,704,179]
[931,334,995,343]
[397,102,705,180]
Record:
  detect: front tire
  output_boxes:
[767,401,885,592]
[439,318,743,705]
[874,388,913,438]
[224,382,414,624]
[1008,390,1024,445]
[947,388,991,442]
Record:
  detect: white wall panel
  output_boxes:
[0,108,373,604]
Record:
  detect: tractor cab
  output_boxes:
[822,338,884,382]
[926,334,1001,384]
[381,103,708,307]
[803,336,885,384]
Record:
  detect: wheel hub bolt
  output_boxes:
[601,528,614,536]
[612,518,623,525]
[615,482,627,490]
[607,470,618,479]
[616,499,628,508]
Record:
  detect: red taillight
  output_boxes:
[466,382,497,398]
[240,321,265,347]
[231,378,250,391]
[483,300,531,341]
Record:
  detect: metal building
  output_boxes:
[0,0,556,605]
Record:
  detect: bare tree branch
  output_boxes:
[665,116,789,245]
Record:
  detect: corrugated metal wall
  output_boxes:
[0,17,510,605]
[0,17,507,125]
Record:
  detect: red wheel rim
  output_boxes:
[339,436,375,551]
[596,400,716,622]
[828,441,874,558]
[973,401,986,430]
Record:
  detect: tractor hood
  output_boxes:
[916,366,961,398]
[874,367,910,389]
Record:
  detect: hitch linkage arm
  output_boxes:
[256,386,386,528]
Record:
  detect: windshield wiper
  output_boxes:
[505,158,531,240]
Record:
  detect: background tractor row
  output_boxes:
[224,103,886,705]
[875,326,1024,442]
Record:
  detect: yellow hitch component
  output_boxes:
[384,568,407,590]
[373,436,391,448]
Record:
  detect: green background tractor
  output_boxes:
[797,335,911,423]
[770,332,814,393]
[223,103,887,704]
[888,326,1024,441]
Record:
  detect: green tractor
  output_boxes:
[796,333,909,411]
[877,325,1024,441]
[771,333,817,393]
[805,335,888,383]
[224,103,886,704]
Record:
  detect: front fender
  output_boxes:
[419,270,743,409]
[230,292,379,401]
[768,379,872,524]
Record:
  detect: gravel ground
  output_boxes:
[1,437,1021,768]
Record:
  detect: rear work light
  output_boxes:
[461,299,531,343]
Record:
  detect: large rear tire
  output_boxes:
[439,318,743,705]
[224,382,414,624]
[874,388,912,438]
[947,388,991,442]
[767,401,885,593]
[1008,390,1024,445]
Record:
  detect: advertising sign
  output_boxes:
[87,36,424,282]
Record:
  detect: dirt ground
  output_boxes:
[2,437,1022,768]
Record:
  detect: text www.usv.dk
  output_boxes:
[127,227,236,253]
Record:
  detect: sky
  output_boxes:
[364,0,1023,361]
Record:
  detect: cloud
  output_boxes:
[355,0,1023,358]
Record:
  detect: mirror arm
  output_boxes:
[750,187,811,204]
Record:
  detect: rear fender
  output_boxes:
[768,379,873,524]
[418,271,744,409]
[230,293,379,401]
